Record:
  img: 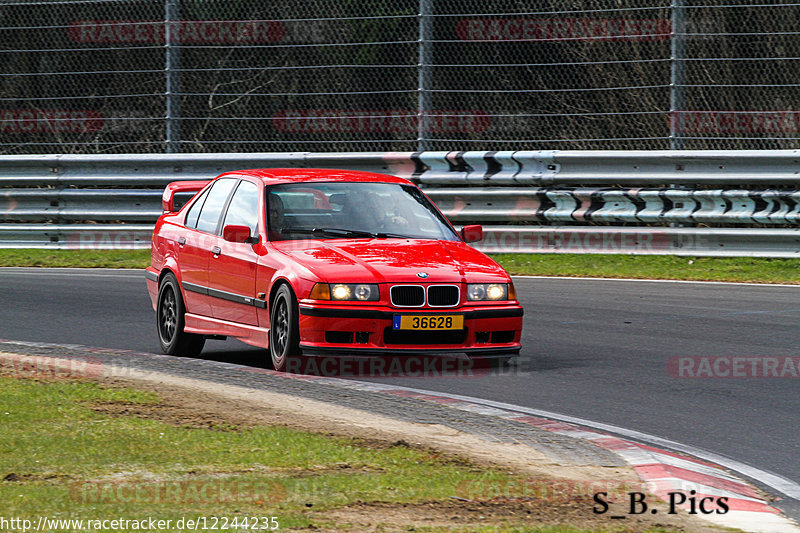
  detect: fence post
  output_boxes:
[165,0,181,153]
[670,0,686,150]
[417,0,433,152]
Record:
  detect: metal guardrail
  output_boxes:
[410,150,800,185]
[425,188,800,225]
[7,186,800,226]
[3,151,800,256]
[5,225,799,258]
[0,153,394,187]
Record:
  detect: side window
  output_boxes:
[184,188,209,229]
[195,178,237,234]
[222,180,260,235]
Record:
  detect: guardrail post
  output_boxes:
[670,0,686,150]
[417,0,433,152]
[165,0,181,153]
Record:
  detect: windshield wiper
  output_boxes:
[282,227,417,239]
[316,227,378,238]
[282,227,377,238]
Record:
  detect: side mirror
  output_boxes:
[459,224,483,243]
[222,224,258,244]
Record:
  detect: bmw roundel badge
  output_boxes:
[417,272,429,279]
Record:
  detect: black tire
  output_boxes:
[156,273,206,356]
[269,283,300,372]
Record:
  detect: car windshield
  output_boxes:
[266,182,459,242]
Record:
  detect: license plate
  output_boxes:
[393,315,464,330]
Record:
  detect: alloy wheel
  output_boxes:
[159,286,177,343]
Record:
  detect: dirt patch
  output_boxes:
[102,371,629,482]
[3,472,72,483]
[311,499,731,533]
[88,400,245,432]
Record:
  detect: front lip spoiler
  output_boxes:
[299,306,524,320]
[298,345,521,358]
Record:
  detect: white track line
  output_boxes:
[3,268,800,288]
[512,275,800,288]
[0,267,142,278]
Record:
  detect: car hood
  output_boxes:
[272,238,509,284]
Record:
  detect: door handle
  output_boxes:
[178,237,186,246]
[211,246,221,255]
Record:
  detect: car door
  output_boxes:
[174,187,213,317]
[178,178,238,317]
[208,179,262,326]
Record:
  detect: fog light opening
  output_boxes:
[491,331,515,343]
[325,331,354,344]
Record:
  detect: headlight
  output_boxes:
[310,283,379,301]
[467,283,508,301]
[332,283,379,301]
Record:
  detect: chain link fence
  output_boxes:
[1,0,799,153]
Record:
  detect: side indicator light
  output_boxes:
[309,283,331,300]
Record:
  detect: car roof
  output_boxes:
[216,168,414,186]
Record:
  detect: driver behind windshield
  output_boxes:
[266,182,457,241]
[267,193,285,240]
[341,191,410,233]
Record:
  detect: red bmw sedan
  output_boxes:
[145,169,523,371]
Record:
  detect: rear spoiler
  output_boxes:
[162,180,210,213]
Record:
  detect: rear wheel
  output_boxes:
[269,284,300,372]
[157,273,205,356]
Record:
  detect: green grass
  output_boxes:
[0,249,151,268]
[491,254,800,284]
[0,375,681,532]
[3,249,797,285]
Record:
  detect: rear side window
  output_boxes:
[195,178,237,234]
[222,180,260,235]
[184,188,209,229]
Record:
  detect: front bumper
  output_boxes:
[297,304,523,357]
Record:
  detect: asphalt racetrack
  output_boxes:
[2,267,799,514]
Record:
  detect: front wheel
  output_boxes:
[156,273,205,356]
[269,284,300,372]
